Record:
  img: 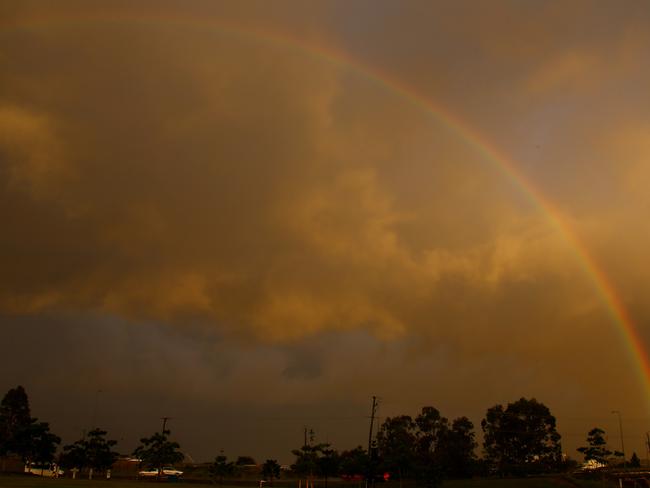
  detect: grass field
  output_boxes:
[0,475,614,488]
[443,478,607,487]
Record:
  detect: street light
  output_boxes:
[612,410,626,469]
[90,389,102,428]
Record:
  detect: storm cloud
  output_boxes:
[2,1,650,461]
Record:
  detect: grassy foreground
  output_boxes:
[443,478,606,487]
[0,475,144,488]
[0,475,612,488]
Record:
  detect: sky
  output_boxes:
[2,0,650,464]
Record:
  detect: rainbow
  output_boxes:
[3,9,647,406]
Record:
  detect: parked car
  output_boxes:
[25,462,64,477]
[138,466,184,478]
[580,459,607,471]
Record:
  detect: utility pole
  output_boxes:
[158,417,171,480]
[90,389,102,429]
[367,396,378,455]
[612,411,626,469]
[366,396,378,488]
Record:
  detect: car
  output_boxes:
[138,466,184,478]
[25,462,64,477]
[579,459,607,471]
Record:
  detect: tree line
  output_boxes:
[0,385,639,484]
[287,399,561,487]
[286,398,638,487]
[0,386,184,478]
[0,386,283,481]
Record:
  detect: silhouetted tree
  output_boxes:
[376,415,417,487]
[318,447,340,486]
[60,428,118,475]
[133,430,183,476]
[209,455,235,484]
[59,438,88,472]
[376,407,475,487]
[20,421,60,466]
[0,386,33,459]
[415,407,448,459]
[482,398,562,476]
[291,443,328,478]
[262,459,281,483]
[439,417,477,478]
[412,407,447,487]
[339,446,368,478]
[577,428,612,465]
[0,386,60,466]
[236,455,256,466]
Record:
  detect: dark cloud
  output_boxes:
[282,350,323,381]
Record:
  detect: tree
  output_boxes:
[209,455,235,484]
[481,398,562,475]
[133,430,184,476]
[84,429,118,472]
[412,407,448,487]
[0,386,60,466]
[262,459,281,483]
[577,428,612,465]
[439,417,477,478]
[59,439,89,472]
[339,446,369,478]
[20,422,60,466]
[0,386,33,458]
[236,455,256,466]
[376,407,472,488]
[376,415,417,487]
[630,452,641,468]
[291,443,327,478]
[415,407,448,456]
[60,429,118,476]
[317,447,340,486]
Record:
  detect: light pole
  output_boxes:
[158,417,171,480]
[90,389,102,428]
[612,410,626,469]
